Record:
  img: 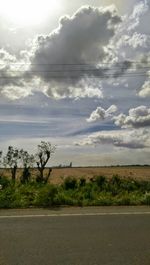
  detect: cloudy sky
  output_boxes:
[0,0,150,166]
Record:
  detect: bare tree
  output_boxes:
[3,146,20,182]
[0,151,2,176]
[20,149,35,183]
[36,141,56,183]
[0,151,2,166]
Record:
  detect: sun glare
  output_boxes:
[0,0,61,26]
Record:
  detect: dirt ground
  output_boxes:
[1,166,150,184]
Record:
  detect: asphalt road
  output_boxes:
[0,207,150,265]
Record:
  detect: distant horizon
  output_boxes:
[1,164,150,170]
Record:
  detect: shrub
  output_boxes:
[120,178,138,192]
[137,181,150,193]
[142,192,150,205]
[0,174,150,208]
[0,186,16,208]
[93,193,113,206]
[34,185,58,207]
[79,177,86,187]
[95,176,106,189]
[0,175,10,188]
[115,193,131,206]
[16,183,38,206]
[63,177,77,190]
[111,175,121,186]
[54,191,77,206]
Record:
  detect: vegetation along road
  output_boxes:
[0,207,150,265]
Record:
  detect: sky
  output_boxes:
[0,0,150,166]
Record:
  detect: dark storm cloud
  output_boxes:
[32,6,121,66]
[0,1,149,101]
[28,5,121,98]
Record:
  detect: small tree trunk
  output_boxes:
[36,167,44,183]
[40,167,44,181]
[11,165,17,182]
[21,167,31,184]
[44,168,52,184]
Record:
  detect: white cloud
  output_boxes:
[0,48,32,100]
[110,0,150,59]
[127,1,149,32]
[87,104,117,122]
[139,78,150,97]
[117,32,150,49]
[1,86,32,100]
[42,77,103,99]
[76,128,150,149]
[114,106,150,128]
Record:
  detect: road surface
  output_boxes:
[0,207,150,265]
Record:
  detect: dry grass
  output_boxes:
[50,166,150,184]
[1,166,150,184]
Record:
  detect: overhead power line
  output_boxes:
[0,61,150,79]
[0,74,149,79]
[0,66,150,72]
[0,60,150,66]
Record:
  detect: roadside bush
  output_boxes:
[110,175,121,186]
[34,184,58,207]
[0,175,10,188]
[92,192,113,206]
[108,176,124,195]
[16,183,38,206]
[81,186,97,201]
[142,192,150,205]
[79,177,86,187]
[115,193,131,206]
[95,176,107,190]
[54,191,77,206]
[114,191,143,206]
[0,174,150,208]
[0,186,16,208]
[63,177,77,190]
[120,178,138,192]
[137,180,150,193]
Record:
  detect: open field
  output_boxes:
[50,166,150,184]
[1,166,150,184]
